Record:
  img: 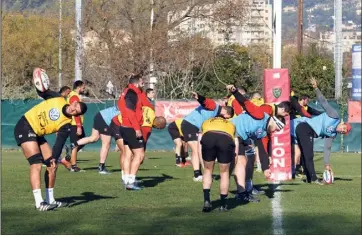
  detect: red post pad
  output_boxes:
[264,69,292,181]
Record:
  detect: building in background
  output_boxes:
[168,0,272,48]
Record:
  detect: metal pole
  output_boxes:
[334,0,342,99]
[75,0,83,81]
[58,0,62,89]
[149,0,154,89]
[273,0,282,68]
[297,0,303,54]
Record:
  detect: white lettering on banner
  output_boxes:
[273,147,285,157]
[273,158,285,168]
[274,136,285,146]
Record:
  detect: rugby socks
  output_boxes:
[99,163,105,170]
[175,155,182,164]
[203,189,211,202]
[181,157,186,164]
[220,194,228,207]
[46,188,55,204]
[33,189,43,208]
[246,180,253,193]
[128,175,136,185]
[194,170,202,178]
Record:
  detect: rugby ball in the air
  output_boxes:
[33,68,50,92]
[323,170,334,184]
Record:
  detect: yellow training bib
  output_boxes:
[117,106,156,127]
[67,91,84,125]
[25,97,71,136]
[175,118,184,137]
[201,117,235,138]
[142,106,156,127]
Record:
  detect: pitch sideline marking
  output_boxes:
[271,181,284,235]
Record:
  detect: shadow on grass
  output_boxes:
[139,173,175,187]
[82,166,112,171]
[334,177,353,182]
[75,159,91,162]
[57,192,116,208]
[146,157,162,160]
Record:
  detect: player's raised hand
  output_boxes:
[191,92,199,100]
[226,85,236,92]
[310,77,318,89]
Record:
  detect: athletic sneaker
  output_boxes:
[176,163,186,168]
[184,161,192,166]
[236,192,260,203]
[313,179,325,186]
[50,201,69,208]
[219,205,228,212]
[202,201,212,212]
[60,158,71,171]
[251,187,265,195]
[37,202,57,211]
[126,183,143,191]
[193,175,203,182]
[134,179,143,184]
[98,167,111,175]
[70,165,84,172]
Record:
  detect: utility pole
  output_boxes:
[149,0,156,89]
[75,0,83,81]
[334,0,342,99]
[58,0,62,89]
[297,0,303,54]
[273,0,282,68]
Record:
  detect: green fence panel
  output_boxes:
[343,123,362,152]
[1,99,360,152]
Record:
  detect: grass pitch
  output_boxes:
[1,151,361,235]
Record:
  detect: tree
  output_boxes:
[289,43,336,99]
[2,12,75,99]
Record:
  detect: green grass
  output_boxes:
[1,151,361,235]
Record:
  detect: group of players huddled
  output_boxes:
[14,68,351,212]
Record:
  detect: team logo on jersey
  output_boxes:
[326,126,335,133]
[255,128,263,137]
[49,108,60,121]
[272,87,282,98]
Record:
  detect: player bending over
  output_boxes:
[74,105,120,174]
[291,78,352,185]
[181,92,234,182]
[168,118,190,167]
[14,68,87,211]
[200,117,237,212]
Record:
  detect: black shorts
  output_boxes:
[180,120,199,142]
[201,132,235,164]
[109,120,122,141]
[70,125,86,149]
[120,126,144,149]
[14,116,47,146]
[168,122,182,140]
[93,112,111,136]
[237,137,253,156]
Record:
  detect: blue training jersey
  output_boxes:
[306,112,340,138]
[231,112,269,140]
[184,104,220,129]
[99,106,120,126]
[291,112,340,140]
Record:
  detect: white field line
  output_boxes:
[271,181,284,235]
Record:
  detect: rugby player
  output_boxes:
[168,118,190,167]
[200,117,237,212]
[181,92,234,181]
[118,74,155,190]
[67,80,87,172]
[291,78,352,185]
[290,93,323,178]
[14,89,87,211]
[74,106,120,174]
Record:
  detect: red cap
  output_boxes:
[345,122,352,135]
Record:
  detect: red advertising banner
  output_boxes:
[348,101,362,123]
[264,69,292,181]
[155,100,225,123]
